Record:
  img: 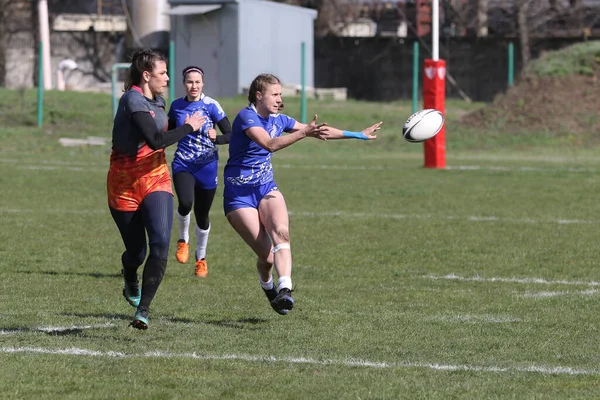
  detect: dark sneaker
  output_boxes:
[122,270,141,308]
[263,286,281,314]
[131,307,149,330]
[273,288,294,315]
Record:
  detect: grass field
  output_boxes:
[2,88,600,399]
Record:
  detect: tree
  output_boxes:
[444,0,600,66]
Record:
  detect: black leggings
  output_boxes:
[173,171,217,230]
[109,191,173,310]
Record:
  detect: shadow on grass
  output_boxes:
[18,270,121,279]
[59,313,270,330]
[200,317,269,331]
[0,326,91,336]
[62,312,131,321]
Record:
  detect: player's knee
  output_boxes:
[273,228,290,243]
[123,248,146,267]
[148,234,170,260]
[196,215,210,230]
[178,202,192,216]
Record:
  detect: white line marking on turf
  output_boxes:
[1,346,598,375]
[426,315,522,324]
[3,207,599,225]
[0,323,115,335]
[520,289,599,298]
[445,165,600,173]
[426,274,600,287]
[288,211,600,225]
[4,157,600,174]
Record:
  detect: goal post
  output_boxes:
[423,0,446,169]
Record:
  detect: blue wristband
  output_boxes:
[342,131,368,140]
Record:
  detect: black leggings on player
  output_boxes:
[109,190,173,310]
[173,172,217,230]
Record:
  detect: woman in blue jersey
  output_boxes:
[223,73,382,315]
[168,66,232,278]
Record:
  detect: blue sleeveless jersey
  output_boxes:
[224,105,296,187]
[168,94,226,164]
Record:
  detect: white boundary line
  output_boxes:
[3,208,598,225]
[1,346,598,375]
[3,157,600,174]
[425,274,600,287]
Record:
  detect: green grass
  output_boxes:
[524,40,600,78]
[2,89,600,398]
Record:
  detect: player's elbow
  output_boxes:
[263,140,278,153]
[145,139,162,151]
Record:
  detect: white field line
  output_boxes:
[3,207,598,225]
[279,164,600,174]
[520,289,599,298]
[425,274,600,287]
[426,315,522,324]
[2,157,600,174]
[1,346,598,376]
[288,211,600,225]
[320,310,522,324]
[0,323,115,335]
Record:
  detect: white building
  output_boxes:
[168,0,318,98]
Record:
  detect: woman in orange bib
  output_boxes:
[107,49,205,329]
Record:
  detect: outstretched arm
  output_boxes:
[290,120,382,141]
[245,115,326,152]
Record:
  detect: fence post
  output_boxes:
[412,41,419,114]
[508,42,514,87]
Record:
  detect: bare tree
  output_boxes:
[516,0,531,65]
[270,0,360,36]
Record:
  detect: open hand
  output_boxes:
[361,121,383,140]
[184,111,207,132]
[303,114,327,140]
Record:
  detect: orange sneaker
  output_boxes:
[195,258,208,278]
[176,240,189,264]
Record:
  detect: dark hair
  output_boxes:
[248,73,281,105]
[182,66,204,82]
[123,49,165,92]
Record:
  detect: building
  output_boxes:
[168,0,318,98]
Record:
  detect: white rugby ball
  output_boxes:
[402,109,444,143]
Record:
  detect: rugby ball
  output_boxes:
[402,109,444,143]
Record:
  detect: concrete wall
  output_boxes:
[4,31,122,92]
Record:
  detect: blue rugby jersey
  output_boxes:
[224,104,296,187]
[168,94,227,164]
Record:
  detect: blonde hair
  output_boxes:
[247,73,281,105]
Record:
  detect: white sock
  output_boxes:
[278,276,292,291]
[259,275,274,290]
[195,223,210,260]
[177,211,191,243]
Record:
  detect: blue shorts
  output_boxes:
[172,158,218,190]
[223,181,279,215]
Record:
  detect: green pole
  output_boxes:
[508,42,514,87]
[169,40,176,104]
[37,41,44,128]
[300,42,306,124]
[412,41,419,114]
